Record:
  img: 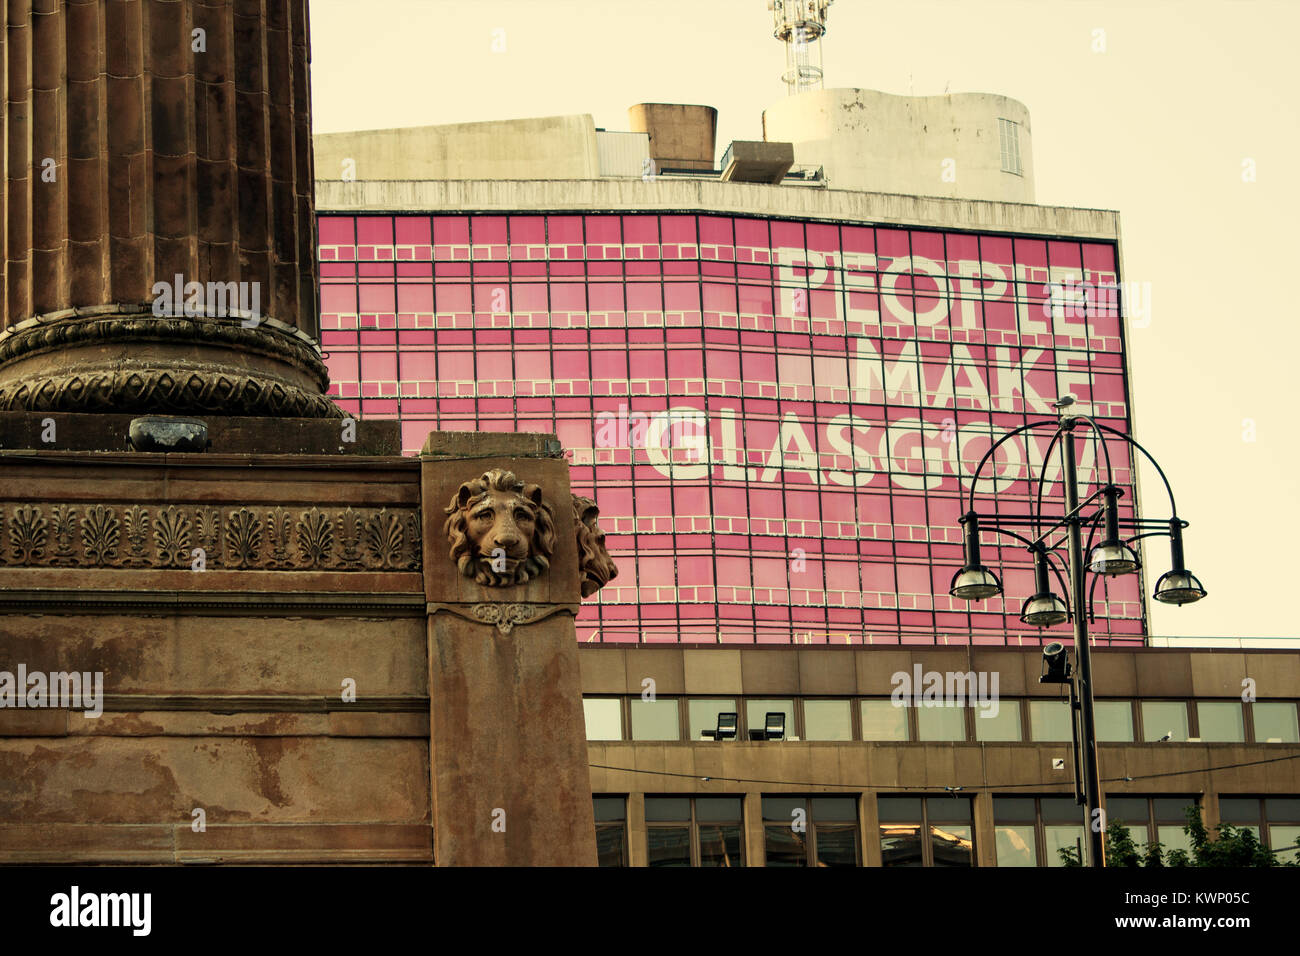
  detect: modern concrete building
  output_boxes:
[582,644,1300,866]
[307,96,1299,866]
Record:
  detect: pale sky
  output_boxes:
[309,0,1299,640]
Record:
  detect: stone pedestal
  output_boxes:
[0,429,609,866]
[421,433,598,866]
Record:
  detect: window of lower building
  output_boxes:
[1028,698,1073,741]
[1141,700,1189,742]
[630,698,680,741]
[1196,701,1244,742]
[974,700,1021,741]
[1094,700,1135,742]
[1253,701,1300,743]
[992,798,1038,867]
[594,796,628,867]
[916,703,967,741]
[1220,797,1300,862]
[1106,795,1198,858]
[689,698,737,740]
[993,796,1083,867]
[762,796,859,867]
[583,697,623,741]
[879,796,975,867]
[804,699,852,740]
[645,796,744,867]
[1219,797,1262,841]
[861,699,909,741]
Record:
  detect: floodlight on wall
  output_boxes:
[765,712,786,740]
[1040,642,1071,684]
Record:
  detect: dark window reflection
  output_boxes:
[930,825,974,867]
[764,826,809,866]
[596,824,626,867]
[647,826,691,867]
[816,825,859,866]
[880,824,924,866]
[699,824,743,867]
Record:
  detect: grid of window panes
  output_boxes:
[645,796,745,866]
[1219,797,1300,863]
[593,796,628,867]
[879,795,976,866]
[583,695,1300,744]
[319,213,1143,645]
[1106,796,1199,860]
[762,796,860,866]
[994,795,1092,866]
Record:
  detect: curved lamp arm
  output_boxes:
[1065,415,1116,493]
[967,420,1058,514]
[1090,420,1180,518]
[979,522,1073,605]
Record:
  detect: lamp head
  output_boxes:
[950,565,1002,601]
[1088,540,1142,575]
[1089,485,1141,575]
[1021,592,1070,627]
[951,512,1003,601]
[1021,546,1069,627]
[1153,569,1207,605]
[1154,520,1205,605]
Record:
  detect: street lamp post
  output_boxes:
[948,399,1206,867]
[1060,417,1105,869]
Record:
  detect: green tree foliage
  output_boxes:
[1058,806,1300,867]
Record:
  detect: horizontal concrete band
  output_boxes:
[588,741,1300,794]
[0,824,434,865]
[0,590,427,614]
[0,708,429,738]
[0,449,423,470]
[2,694,428,713]
[579,646,1300,698]
[315,178,1122,241]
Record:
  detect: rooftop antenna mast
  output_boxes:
[769,0,833,95]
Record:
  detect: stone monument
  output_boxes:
[0,0,613,867]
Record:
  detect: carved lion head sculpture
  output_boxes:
[444,469,556,586]
[573,494,619,598]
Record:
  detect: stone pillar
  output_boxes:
[0,0,334,417]
[421,432,600,866]
[972,789,997,867]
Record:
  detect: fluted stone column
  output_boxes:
[0,0,337,417]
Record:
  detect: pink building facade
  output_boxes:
[318,211,1143,646]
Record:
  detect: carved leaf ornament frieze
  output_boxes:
[0,504,421,572]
